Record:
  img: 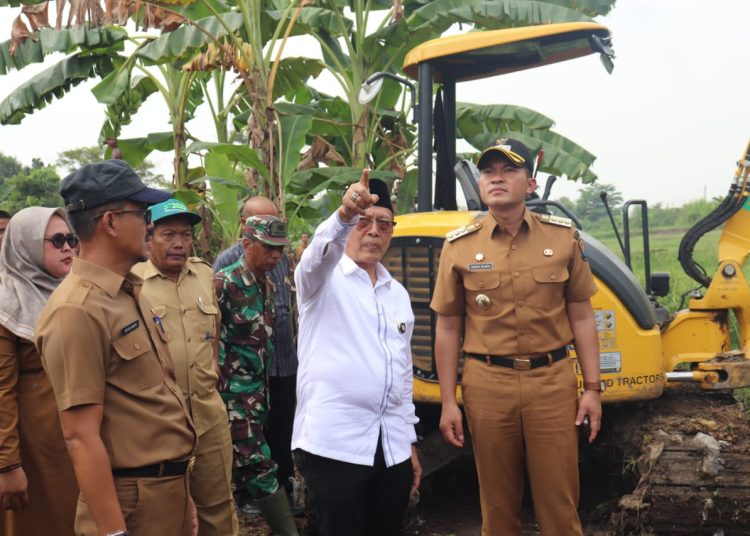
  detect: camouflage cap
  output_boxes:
[244,215,290,246]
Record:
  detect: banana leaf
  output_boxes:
[0,25,127,75]
[187,141,269,179]
[408,0,595,34]
[287,166,398,196]
[0,53,114,124]
[136,12,244,64]
[279,114,312,189]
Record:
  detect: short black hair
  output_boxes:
[68,200,127,241]
[0,210,11,219]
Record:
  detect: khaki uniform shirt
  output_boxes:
[431,210,597,357]
[132,258,227,436]
[36,258,197,469]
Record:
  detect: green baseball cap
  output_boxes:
[244,215,289,246]
[149,199,202,225]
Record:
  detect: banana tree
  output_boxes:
[290,0,617,207]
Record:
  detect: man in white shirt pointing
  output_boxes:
[292,169,422,536]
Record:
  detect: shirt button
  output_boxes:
[513,272,520,278]
[550,274,557,280]
[181,308,187,314]
[517,301,524,307]
[134,343,141,350]
[520,329,527,335]
[478,282,485,288]
[511,245,518,250]
[186,337,191,342]
[190,363,195,369]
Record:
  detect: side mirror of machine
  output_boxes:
[454,160,486,211]
[650,272,670,297]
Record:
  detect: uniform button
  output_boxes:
[517,301,524,307]
[186,336,191,342]
[134,343,141,350]
[478,282,485,288]
[550,274,557,280]
[513,272,520,278]
[520,329,527,335]
[190,363,195,369]
[181,308,187,314]
[81,281,90,288]
[511,245,518,251]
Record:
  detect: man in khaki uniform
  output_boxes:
[133,198,238,535]
[35,160,197,536]
[432,139,602,536]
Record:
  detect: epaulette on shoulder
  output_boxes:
[536,213,572,228]
[66,281,92,305]
[188,256,212,268]
[446,222,482,242]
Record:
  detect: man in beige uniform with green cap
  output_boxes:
[133,198,238,535]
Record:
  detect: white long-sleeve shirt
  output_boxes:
[292,211,418,467]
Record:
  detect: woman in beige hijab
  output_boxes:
[0,207,79,534]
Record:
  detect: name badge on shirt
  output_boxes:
[121,320,139,335]
[468,263,493,271]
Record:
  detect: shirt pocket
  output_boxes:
[464,271,501,316]
[196,299,219,341]
[111,329,163,392]
[149,305,171,344]
[528,263,569,309]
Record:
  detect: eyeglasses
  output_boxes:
[95,209,151,225]
[260,242,284,252]
[356,217,397,232]
[44,233,79,249]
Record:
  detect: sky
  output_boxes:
[0,0,749,206]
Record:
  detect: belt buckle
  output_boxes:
[513,358,531,370]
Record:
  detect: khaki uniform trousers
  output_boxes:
[462,356,582,536]
[74,474,191,535]
[191,420,239,536]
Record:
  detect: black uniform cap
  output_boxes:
[369,178,393,212]
[60,159,171,213]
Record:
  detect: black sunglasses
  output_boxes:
[94,209,151,225]
[44,233,79,249]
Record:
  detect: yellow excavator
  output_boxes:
[362,22,750,534]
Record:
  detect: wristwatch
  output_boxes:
[106,531,130,536]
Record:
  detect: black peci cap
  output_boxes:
[477,138,534,175]
[369,178,393,212]
[60,160,171,213]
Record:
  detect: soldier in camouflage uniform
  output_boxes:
[214,215,298,536]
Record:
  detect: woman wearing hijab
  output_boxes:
[0,207,79,534]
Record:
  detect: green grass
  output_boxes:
[589,228,720,313]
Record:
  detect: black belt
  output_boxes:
[468,347,567,370]
[113,457,194,478]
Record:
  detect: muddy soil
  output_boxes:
[239,385,750,535]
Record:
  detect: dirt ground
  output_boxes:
[239,385,750,536]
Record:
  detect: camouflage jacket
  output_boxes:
[214,257,276,396]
